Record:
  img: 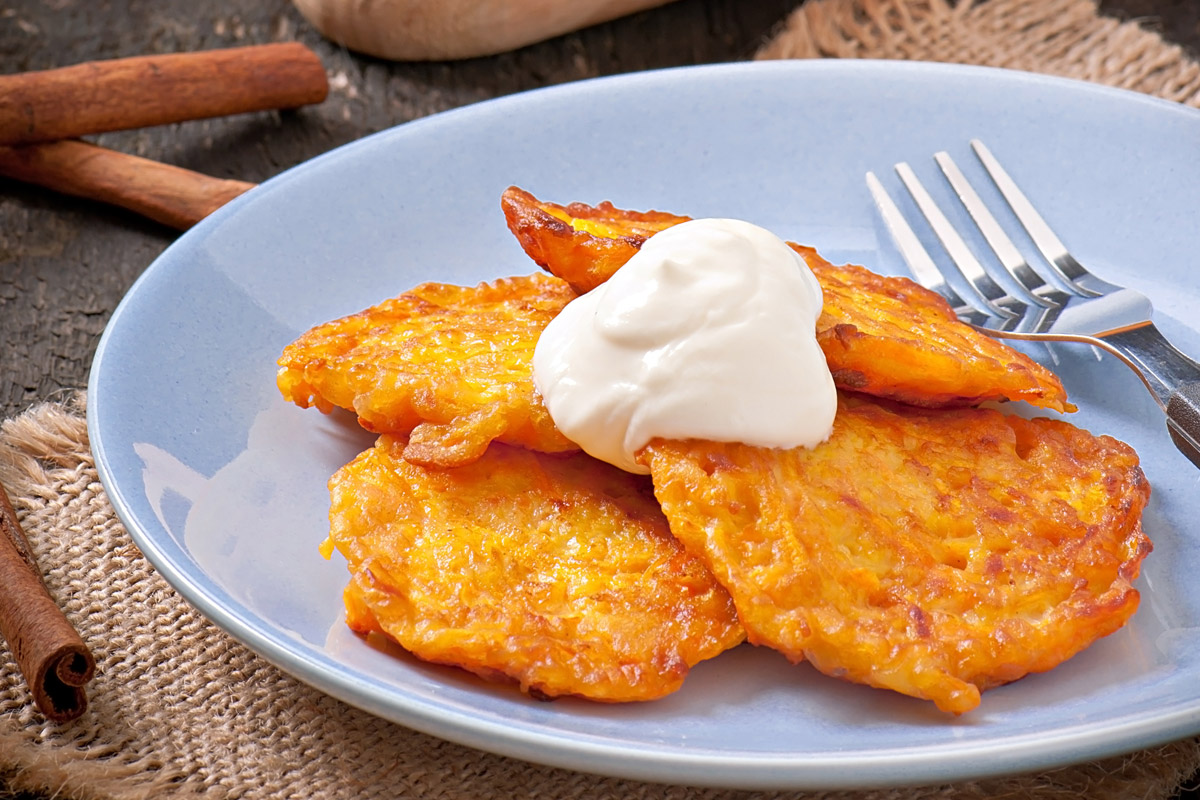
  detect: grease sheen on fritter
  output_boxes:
[501,186,1070,412]
[641,395,1150,713]
[277,273,578,467]
[327,437,745,702]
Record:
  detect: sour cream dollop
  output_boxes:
[532,218,837,474]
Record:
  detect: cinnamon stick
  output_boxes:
[0,42,328,147]
[0,140,256,230]
[0,480,95,722]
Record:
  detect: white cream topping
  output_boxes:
[532,218,837,474]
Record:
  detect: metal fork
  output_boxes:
[866,139,1200,469]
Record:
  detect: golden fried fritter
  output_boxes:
[640,395,1150,714]
[798,245,1071,411]
[501,187,1071,412]
[327,437,745,702]
[277,273,578,467]
[501,186,686,295]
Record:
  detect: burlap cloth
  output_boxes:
[5,1,1200,798]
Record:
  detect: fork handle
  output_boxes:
[1103,324,1200,469]
[1167,383,1200,469]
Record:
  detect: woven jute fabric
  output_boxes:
[4,2,1200,798]
[755,0,1200,107]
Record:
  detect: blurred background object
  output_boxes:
[292,0,678,59]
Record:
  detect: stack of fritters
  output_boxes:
[278,188,1151,712]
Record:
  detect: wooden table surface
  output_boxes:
[2,1,1199,798]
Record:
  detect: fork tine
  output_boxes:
[866,171,992,327]
[933,151,1056,309]
[969,139,1115,297]
[866,173,951,297]
[892,162,1020,320]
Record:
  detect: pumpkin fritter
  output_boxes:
[500,185,686,295]
[797,245,1071,410]
[277,273,578,467]
[640,394,1151,714]
[501,186,1071,412]
[326,436,745,702]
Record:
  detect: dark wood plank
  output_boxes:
[1100,0,1200,56]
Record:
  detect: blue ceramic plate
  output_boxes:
[89,60,1200,790]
